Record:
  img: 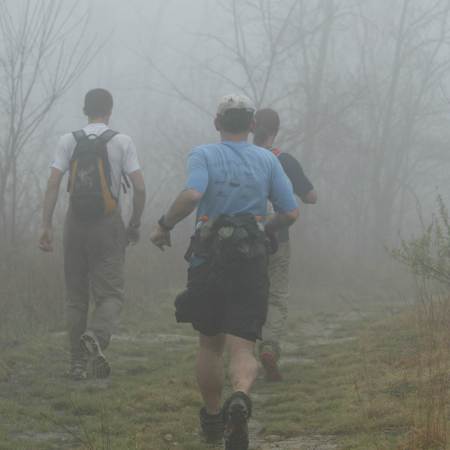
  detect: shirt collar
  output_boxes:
[84,122,108,129]
[221,140,248,145]
[83,123,109,134]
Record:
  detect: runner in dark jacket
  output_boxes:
[254,108,317,382]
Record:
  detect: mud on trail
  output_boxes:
[0,298,403,450]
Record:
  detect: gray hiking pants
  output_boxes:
[261,241,290,358]
[64,209,126,362]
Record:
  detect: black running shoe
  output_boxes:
[223,392,252,450]
[199,407,224,444]
[80,331,111,379]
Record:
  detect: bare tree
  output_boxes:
[349,0,450,255]
[135,0,450,280]
[0,0,98,245]
[294,0,336,166]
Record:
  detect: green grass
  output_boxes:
[0,292,445,449]
[0,333,204,450]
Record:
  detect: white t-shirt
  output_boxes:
[51,123,140,199]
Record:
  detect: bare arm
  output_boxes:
[302,190,318,204]
[39,168,64,252]
[150,189,203,251]
[42,168,63,227]
[124,169,146,245]
[265,208,299,235]
[164,189,203,229]
[128,169,146,226]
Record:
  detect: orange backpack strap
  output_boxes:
[97,130,130,195]
[96,130,119,214]
[97,129,119,194]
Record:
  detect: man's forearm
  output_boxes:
[265,210,299,234]
[130,188,146,225]
[301,190,317,205]
[163,190,202,229]
[42,186,59,228]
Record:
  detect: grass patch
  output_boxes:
[1,292,449,449]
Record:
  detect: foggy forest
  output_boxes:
[2,0,450,449]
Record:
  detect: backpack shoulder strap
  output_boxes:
[72,129,86,143]
[98,129,119,144]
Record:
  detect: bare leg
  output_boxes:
[227,335,258,395]
[197,333,226,415]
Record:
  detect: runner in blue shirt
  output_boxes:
[150,94,298,450]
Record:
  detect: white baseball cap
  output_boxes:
[217,94,255,115]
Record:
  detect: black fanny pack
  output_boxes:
[185,214,269,265]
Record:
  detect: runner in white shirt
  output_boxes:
[39,89,146,380]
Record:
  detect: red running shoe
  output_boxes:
[260,351,282,382]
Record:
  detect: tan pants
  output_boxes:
[261,241,290,358]
[63,209,126,362]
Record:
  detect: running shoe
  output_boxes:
[260,350,283,382]
[199,407,224,445]
[80,331,111,379]
[68,360,88,381]
[223,391,252,450]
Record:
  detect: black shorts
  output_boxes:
[175,257,269,342]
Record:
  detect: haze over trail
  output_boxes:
[1,1,450,449]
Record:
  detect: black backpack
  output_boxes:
[67,129,119,219]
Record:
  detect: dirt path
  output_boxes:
[0,309,365,449]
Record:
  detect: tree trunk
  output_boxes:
[302,0,334,167]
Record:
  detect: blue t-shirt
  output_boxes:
[186,140,297,219]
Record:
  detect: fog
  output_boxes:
[2,1,450,448]
[0,0,449,326]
